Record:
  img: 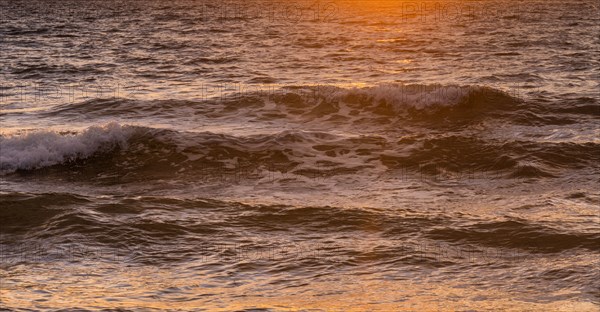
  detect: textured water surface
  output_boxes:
[0,0,599,311]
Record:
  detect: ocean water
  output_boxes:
[0,0,599,311]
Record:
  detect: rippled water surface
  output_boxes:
[1,0,599,311]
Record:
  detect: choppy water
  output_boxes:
[1,0,599,311]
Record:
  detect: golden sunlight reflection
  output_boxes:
[2,263,598,311]
[1,0,599,310]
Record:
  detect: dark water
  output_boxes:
[1,0,599,310]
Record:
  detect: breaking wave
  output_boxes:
[1,122,597,180]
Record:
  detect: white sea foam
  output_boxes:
[0,122,131,173]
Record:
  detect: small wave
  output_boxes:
[46,98,214,118]
[266,84,522,121]
[4,27,49,36]
[4,194,598,255]
[0,192,91,234]
[332,84,507,110]
[426,219,600,252]
[42,84,522,122]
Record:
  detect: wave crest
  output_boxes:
[0,123,132,173]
